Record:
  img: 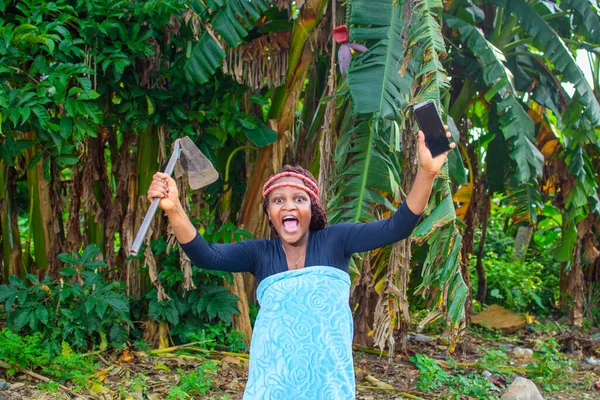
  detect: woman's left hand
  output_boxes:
[417,125,456,177]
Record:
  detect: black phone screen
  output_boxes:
[413,101,451,158]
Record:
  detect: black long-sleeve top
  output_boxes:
[180,202,421,285]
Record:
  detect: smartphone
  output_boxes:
[413,101,451,158]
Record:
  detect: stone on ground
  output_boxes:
[500,377,544,400]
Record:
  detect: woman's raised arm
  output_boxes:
[147,172,197,244]
[147,172,257,274]
[405,128,456,214]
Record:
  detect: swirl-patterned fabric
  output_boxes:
[243,266,354,400]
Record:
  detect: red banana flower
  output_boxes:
[333,25,368,75]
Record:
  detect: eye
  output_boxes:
[274,197,283,203]
[295,196,307,202]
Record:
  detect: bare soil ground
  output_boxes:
[1,326,599,400]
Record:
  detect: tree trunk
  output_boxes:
[125,125,160,299]
[460,144,479,321]
[84,137,110,255]
[223,274,253,348]
[0,162,22,281]
[25,141,63,277]
[350,253,376,347]
[393,119,420,346]
[237,0,329,308]
[568,239,584,326]
[475,191,490,304]
[107,130,135,274]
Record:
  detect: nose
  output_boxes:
[282,199,297,210]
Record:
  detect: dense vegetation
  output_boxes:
[0,0,599,396]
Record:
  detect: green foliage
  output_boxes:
[0,245,131,354]
[471,198,561,312]
[529,338,575,391]
[0,329,47,375]
[410,353,498,399]
[183,0,269,84]
[142,212,250,348]
[40,342,98,392]
[166,361,218,400]
[347,0,414,118]
[467,324,504,342]
[477,348,510,374]
[0,329,98,392]
[328,119,400,223]
[446,15,543,184]
[473,249,547,311]
[409,0,449,103]
[116,375,148,398]
[188,321,248,353]
[496,0,600,126]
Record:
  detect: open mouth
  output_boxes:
[282,215,300,233]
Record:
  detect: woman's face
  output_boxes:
[266,176,312,245]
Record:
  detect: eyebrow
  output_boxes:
[271,189,309,198]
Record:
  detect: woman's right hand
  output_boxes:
[147,172,180,211]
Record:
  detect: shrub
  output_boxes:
[0,244,131,355]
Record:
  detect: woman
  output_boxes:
[147,129,455,399]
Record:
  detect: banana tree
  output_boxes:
[326,0,467,353]
[0,17,100,277]
[0,162,22,280]
[236,0,329,312]
[442,0,600,325]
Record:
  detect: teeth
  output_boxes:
[283,216,297,221]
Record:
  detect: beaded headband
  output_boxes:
[262,171,320,200]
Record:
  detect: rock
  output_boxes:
[412,333,436,343]
[471,304,527,333]
[589,333,600,340]
[584,358,600,365]
[512,347,534,363]
[501,377,544,400]
[0,381,7,391]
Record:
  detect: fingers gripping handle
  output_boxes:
[130,140,181,256]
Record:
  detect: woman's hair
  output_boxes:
[262,165,327,235]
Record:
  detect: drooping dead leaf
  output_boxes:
[530,102,561,160]
[583,236,600,262]
[453,182,473,221]
[223,31,291,89]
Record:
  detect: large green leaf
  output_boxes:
[495,0,600,126]
[328,119,398,223]
[183,33,226,85]
[212,0,269,47]
[409,0,449,103]
[183,0,268,84]
[561,0,600,44]
[446,15,544,183]
[412,195,456,241]
[347,0,414,119]
[447,271,468,324]
[241,117,278,147]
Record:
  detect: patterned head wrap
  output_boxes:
[262,165,327,234]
